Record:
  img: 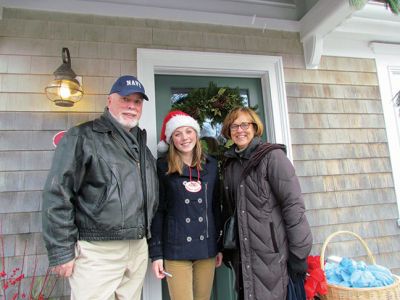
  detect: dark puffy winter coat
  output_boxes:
[223,140,312,300]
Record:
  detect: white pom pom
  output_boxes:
[157,140,169,153]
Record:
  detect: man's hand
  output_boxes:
[52,260,75,277]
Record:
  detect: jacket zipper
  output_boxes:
[111,132,138,162]
[110,130,148,238]
[137,161,142,231]
[110,132,141,228]
[205,182,209,238]
[270,222,279,253]
[136,162,146,213]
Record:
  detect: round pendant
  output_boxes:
[184,180,202,193]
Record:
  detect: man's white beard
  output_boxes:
[118,116,138,130]
[110,111,138,130]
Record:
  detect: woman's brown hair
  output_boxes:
[221,106,264,139]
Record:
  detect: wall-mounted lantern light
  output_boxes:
[45,47,83,107]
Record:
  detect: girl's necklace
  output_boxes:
[183,165,202,193]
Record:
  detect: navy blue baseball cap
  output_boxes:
[109,75,149,100]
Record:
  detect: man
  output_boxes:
[42,75,159,300]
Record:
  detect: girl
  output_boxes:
[149,110,223,300]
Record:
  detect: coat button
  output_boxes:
[244,237,248,241]
[186,217,191,223]
[185,199,190,204]
[198,198,203,204]
[241,210,245,214]
[199,235,204,240]
[198,216,203,222]
[186,236,192,242]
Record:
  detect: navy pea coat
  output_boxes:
[149,155,221,261]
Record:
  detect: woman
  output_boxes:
[221,107,312,300]
[149,110,223,300]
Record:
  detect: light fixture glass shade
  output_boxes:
[45,48,84,107]
[45,79,83,107]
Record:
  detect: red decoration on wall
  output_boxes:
[52,130,66,147]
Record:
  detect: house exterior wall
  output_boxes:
[0,7,398,298]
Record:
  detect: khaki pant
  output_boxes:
[164,257,216,300]
[69,239,148,300]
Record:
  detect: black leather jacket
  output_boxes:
[42,113,158,267]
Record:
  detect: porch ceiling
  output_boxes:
[1,0,400,67]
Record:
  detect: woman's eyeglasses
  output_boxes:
[230,122,254,131]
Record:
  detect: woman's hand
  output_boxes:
[215,252,223,268]
[152,259,166,279]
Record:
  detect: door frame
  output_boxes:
[371,42,400,225]
[137,48,292,161]
[137,48,292,300]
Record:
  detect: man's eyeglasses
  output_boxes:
[230,122,254,131]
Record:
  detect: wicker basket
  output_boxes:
[320,230,400,300]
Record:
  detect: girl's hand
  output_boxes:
[152,259,166,279]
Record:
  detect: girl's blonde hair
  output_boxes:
[166,133,205,175]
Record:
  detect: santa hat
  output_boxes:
[158,110,201,152]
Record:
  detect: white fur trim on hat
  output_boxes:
[157,111,201,153]
[157,140,169,153]
[165,115,200,144]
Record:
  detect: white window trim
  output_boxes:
[136,48,292,160]
[371,42,400,226]
[136,49,292,300]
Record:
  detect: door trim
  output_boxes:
[137,49,292,300]
[372,43,400,225]
[137,48,292,161]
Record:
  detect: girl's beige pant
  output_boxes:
[164,257,216,300]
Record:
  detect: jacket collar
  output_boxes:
[224,136,262,159]
[92,108,145,161]
[93,109,113,133]
[92,108,142,135]
[181,160,210,179]
[158,156,211,179]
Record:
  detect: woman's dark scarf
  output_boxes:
[242,142,286,177]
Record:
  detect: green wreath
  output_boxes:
[170,82,257,164]
[171,82,245,128]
